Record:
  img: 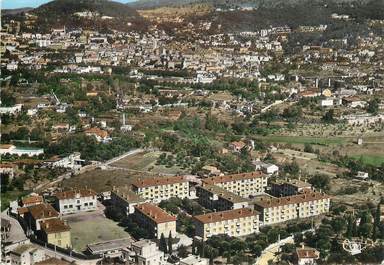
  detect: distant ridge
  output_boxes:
[2,8,34,15]
[26,0,147,32]
[128,0,373,9]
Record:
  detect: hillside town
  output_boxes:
[1,0,384,265]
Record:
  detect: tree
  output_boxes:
[304,143,314,153]
[359,223,373,238]
[322,109,335,123]
[366,99,379,114]
[346,215,354,238]
[331,217,347,235]
[168,231,173,254]
[308,174,330,191]
[372,203,381,241]
[159,233,168,253]
[14,127,30,140]
[177,245,188,258]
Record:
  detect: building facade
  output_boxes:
[193,208,259,241]
[39,218,71,249]
[196,185,249,211]
[111,186,146,215]
[132,176,189,203]
[253,192,331,226]
[129,239,165,265]
[202,171,268,198]
[53,189,97,215]
[133,203,177,239]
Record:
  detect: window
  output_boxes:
[89,202,93,206]
[84,203,88,206]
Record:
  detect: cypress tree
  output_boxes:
[168,231,173,254]
[159,233,167,253]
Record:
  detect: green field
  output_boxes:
[350,154,384,167]
[258,135,347,145]
[67,214,131,252]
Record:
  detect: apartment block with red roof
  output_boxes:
[133,203,176,239]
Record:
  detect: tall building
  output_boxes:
[132,176,189,203]
[133,203,177,239]
[202,171,268,198]
[111,186,147,215]
[253,192,331,226]
[193,208,259,241]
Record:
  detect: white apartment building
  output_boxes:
[202,171,268,198]
[253,192,331,226]
[132,176,189,203]
[133,203,177,239]
[111,186,147,215]
[53,189,97,215]
[193,208,259,241]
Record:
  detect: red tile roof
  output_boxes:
[134,203,176,224]
[296,247,320,259]
[202,171,266,185]
[85,127,109,138]
[193,208,257,224]
[40,218,70,234]
[54,189,96,200]
[27,204,59,220]
[254,192,330,208]
[22,195,43,206]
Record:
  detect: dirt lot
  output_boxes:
[329,178,384,205]
[111,150,190,175]
[61,169,141,193]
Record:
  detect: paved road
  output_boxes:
[255,236,294,265]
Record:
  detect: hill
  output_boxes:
[2,8,34,15]
[30,0,147,32]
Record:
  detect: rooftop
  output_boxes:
[27,203,59,220]
[87,237,134,254]
[202,171,266,185]
[198,185,249,204]
[112,186,145,203]
[54,189,96,200]
[254,192,330,208]
[296,247,320,259]
[40,218,70,234]
[10,244,37,256]
[22,195,43,206]
[132,176,187,188]
[134,203,177,224]
[193,208,257,224]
